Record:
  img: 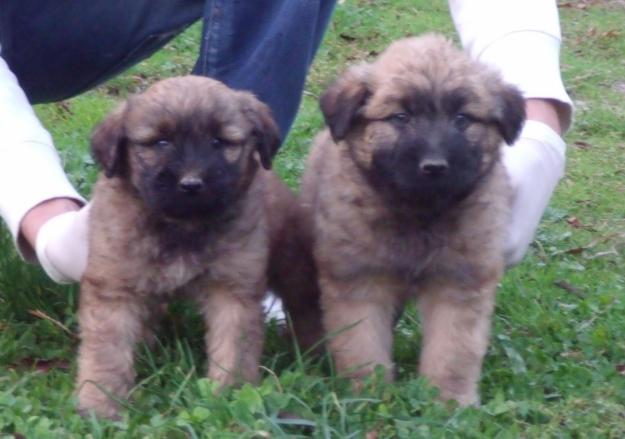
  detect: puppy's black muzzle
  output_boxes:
[368,129,483,211]
[142,157,243,220]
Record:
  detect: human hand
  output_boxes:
[502,120,566,266]
[35,203,90,283]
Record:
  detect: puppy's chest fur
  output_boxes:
[124,222,222,294]
[318,190,447,283]
[86,177,266,297]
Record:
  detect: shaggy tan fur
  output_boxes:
[299,34,525,405]
[76,76,296,418]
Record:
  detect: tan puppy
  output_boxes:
[76,76,289,418]
[299,34,525,405]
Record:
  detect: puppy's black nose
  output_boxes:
[178,176,204,194]
[419,158,448,176]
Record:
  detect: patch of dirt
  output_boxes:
[613,82,625,96]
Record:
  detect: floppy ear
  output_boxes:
[243,96,281,170]
[493,84,526,145]
[320,64,371,142]
[91,103,128,178]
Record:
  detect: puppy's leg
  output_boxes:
[266,194,324,352]
[280,280,324,353]
[270,245,324,352]
[321,275,399,381]
[417,281,497,406]
[202,289,264,386]
[76,284,146,418]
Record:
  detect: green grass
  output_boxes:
[2,0,625,437]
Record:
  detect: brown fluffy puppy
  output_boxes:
[299,34,525,405]
[76,76,290,418]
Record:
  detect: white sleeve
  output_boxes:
[0,53,85,261]
[448,0,573,131]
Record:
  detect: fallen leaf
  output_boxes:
[558,0,606,9]
[600,30,621,39]
[554,280,586,297]
[559,2,588,9]
[561,350,583,359]
[11,358,71,373]
[55,100,73,115]
[566,246,585,255]
[567,216,584,228]
[573,140,592,149]
[28,309,76,338]
[554,232,623,256]
[587,249,620,259]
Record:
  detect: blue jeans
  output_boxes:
[0,0,336,138]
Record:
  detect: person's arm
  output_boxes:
[448,0,573,265]
[0,52,87,282]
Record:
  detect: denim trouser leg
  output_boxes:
[1,0,336,138]
[194,0,337,137]
[0,0,204,103]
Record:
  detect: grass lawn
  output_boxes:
[1,1,625,437]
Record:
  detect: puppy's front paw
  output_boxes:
[208,361,260,389]
[76,382,123,420]
[207,367,238,388]
[428,375,480,407]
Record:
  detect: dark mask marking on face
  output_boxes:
[353,117,487,222]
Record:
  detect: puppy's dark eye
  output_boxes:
[153,139,171,148]
[388,113,410,124]
[211,137,229,148]
[453,113,473,131]
[212,137,240,150]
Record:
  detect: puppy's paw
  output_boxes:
[207,369,237,389]
[77,385,123,420]
[347,363,394,393]
[207,365,260,389]
[434,382,480,407]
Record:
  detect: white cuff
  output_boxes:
[0,140,85,262]
[519,119,566,165]
[35,205,91,283]
[502,119,566,265]
[35,213,76,283]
